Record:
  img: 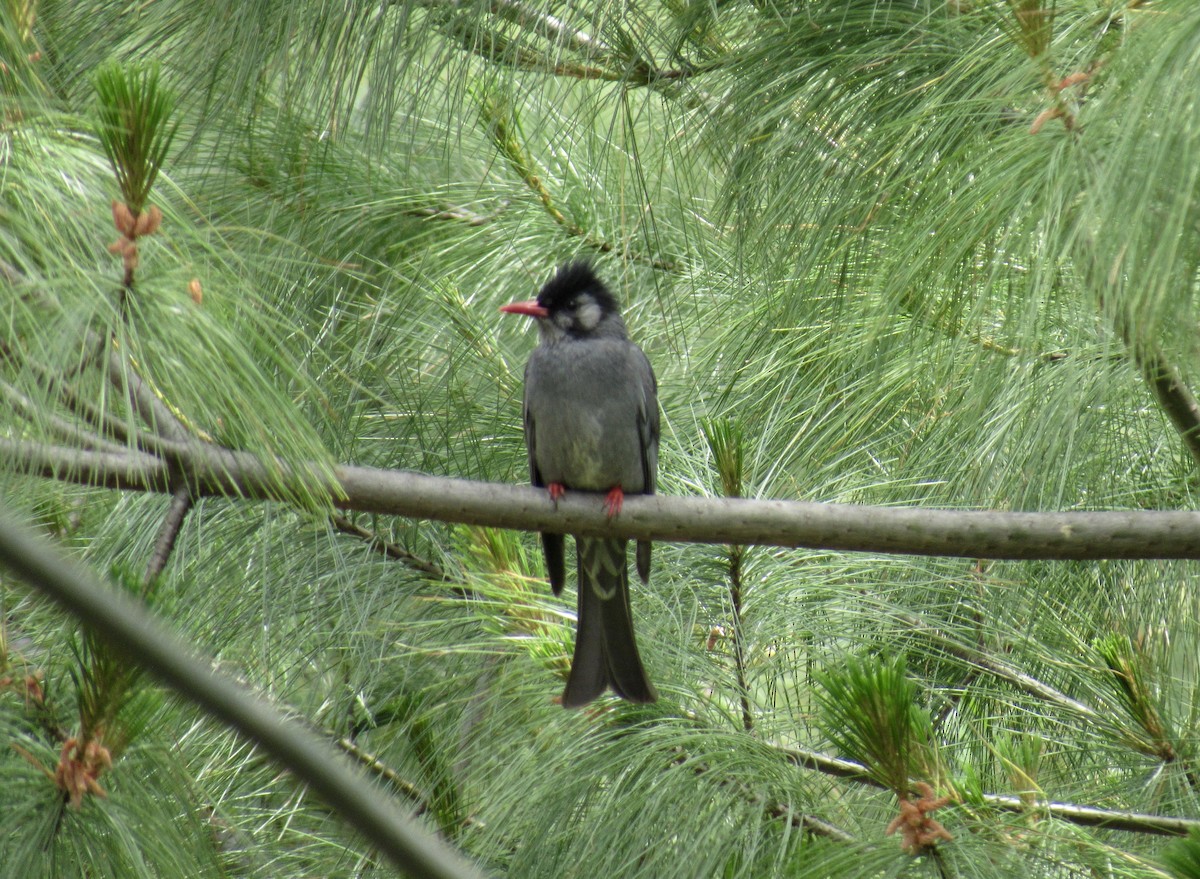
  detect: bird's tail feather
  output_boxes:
[562,537,656,707]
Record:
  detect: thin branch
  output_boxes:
[900,613,1103,724]
[477,95,678,271]
[330,513,447,579]
[336,736,435,808]
[106,348,202,587]
[336,735,486,834]
[777,744,1200,837]
[977,793,1200,836]
[765,806,856,843]
[31,361,137,446]
[486,0,616,61]
[675,747,855,843]
[13,338,141,446]
[1077,241,1200,469]
[7,438,1200,560]
[420,0,694,87]
[1138,351,1200,468]
[728,545,753,733]
[0,378,127,454]
[408,202,505,226]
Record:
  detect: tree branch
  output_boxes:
[6,438,1200,559]
[143,483,193,587]
[0,377,127,453]
[901,613,1103,724]
[777,744,1200,836]
[0,507,489,879]
[1138,351,1200,468]
[107,348,192,444]
[330,513,447,579]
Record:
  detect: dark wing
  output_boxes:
[524,383,541,489]
[524,373,566,595]
[634,346,659,583]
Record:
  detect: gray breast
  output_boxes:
[526,339,648,492]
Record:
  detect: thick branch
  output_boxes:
[0,508,488,879]
[6,438,1200,559]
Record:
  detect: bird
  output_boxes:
[500,262,659,707]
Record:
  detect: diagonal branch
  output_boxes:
[0,378,127,454]
[0,507,489,879]
[330,513,447,579]
[107,348,192,444]
[6,438,1200,560]
[1138,350,1200,468]
[901,613,1103,723]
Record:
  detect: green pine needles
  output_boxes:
[93,61,177,215]
[816,654,940,797]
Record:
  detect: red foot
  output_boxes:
[603,486,624,518]
[547,483,566,503]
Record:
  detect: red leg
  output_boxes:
[547,483,566,503]
[603,485,624,518]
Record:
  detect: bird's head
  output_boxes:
[500,262,625,342]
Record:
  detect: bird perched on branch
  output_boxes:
[500,262,659,707]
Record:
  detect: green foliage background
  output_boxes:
[4,0,1200,876]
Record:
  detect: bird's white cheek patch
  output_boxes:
[574,301,601,331]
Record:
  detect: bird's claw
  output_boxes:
[548,483,566,504]
[603,486,624,518]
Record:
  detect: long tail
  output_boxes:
[562,537,657,707]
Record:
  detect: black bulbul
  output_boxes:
[500,262,659,706]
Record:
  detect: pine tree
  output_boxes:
[2,1,1200,877]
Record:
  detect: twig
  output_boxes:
[336,736,434,807]
[419,0,705,93]
[475,71,678,271]
[330,513,446,580]
[900,613,1103,724]
[764,803,855,842]
[335,735,485,833]
[12,338,138,446]
[486,0,615,61]
[408,203,503,226]
[674,747,854,843]
[29,360,137,446]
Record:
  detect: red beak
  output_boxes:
[499,299,549,318]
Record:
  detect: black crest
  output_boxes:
[537,262,619,314]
